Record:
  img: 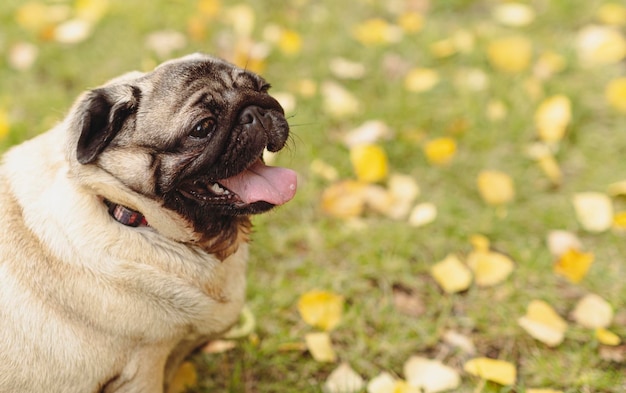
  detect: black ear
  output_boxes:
[75,85,141,164]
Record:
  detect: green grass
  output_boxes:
[1,0,625,392]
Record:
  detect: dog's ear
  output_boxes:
[75,84,141,164]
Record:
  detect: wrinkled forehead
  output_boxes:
[151,54,267,93]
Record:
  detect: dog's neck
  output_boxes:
[104,199,149,227]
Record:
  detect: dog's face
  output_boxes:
[68,54,296,256]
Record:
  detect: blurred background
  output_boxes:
[1,0,625,392]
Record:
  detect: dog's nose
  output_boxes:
[237,105,289,151]
[239,105,268,127]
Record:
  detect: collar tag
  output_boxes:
[104,200,149,227]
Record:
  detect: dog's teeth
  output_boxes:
[210,183,226,195]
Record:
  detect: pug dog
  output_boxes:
[0,53,297,393]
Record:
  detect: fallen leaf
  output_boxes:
[430,254,472,294]
[362,184,394,215]
[322,81,360,118]
[518,300,568,347]
[297,290,344,331]
[614,211,626,230]
[572,294,614,329]
[599,344,626,362]
[534,51,567,79]
[202,340,237,354]
[596,2,626,26]
[596,328,621,346]
[366,372,397,393]
[456,68,489,91]
[430,38,457,58]
[167,361,198,393]
[278,29,302,55]
[321,180,367,218]
[350,144,389,183]
[547,230,582,257]
[75,0,109,23]
[404,356,461,393]
[572,192,614,232]
[487,35,533,73]
[605,77,626,112]
[310,159,339,182]
[54,19,93,44]
[397,12,424,33]
[466,249,514,287]
[535,95,572,144]
[227,4,255,37]
[486,99,507,121]
[352,18,402,46]
[577,25,626,67]
[8,42,38,71]
[197,0,221,19]
[404,68,440,92]
[392,284,425,318]
[145,30,187,59]
[492,3,535,27]
[329,57,367,80]
[608,179,626,196]
[223,305,256,339]
[554,248,594,283]
[325,363,365,393]
[388,174,420,205]
[343,120,393,148]
[305,332,337,363]
[0,109,10,140]
[527,390,564,393]
[463,357,516,385]
[408,203,437,227]
[477,170,515,206]
[526,142,562,185]
[423,137,457,166]
[442,330,476,355]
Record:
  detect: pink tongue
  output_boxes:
[218,159,297,205]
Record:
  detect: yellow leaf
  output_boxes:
[554,248,594,283]
[297,290,344,331]
[466,249,514,287]
[595,328,621,346]
[534,51,567,80]
[329,57,366,80]
[223,305,255,339]
[75,0,109,23]
[463,357,516,385]
[408,203,437,227]
[608,179,626,196]
[350,144,389,183]
[343,120,392,148]
[325,363,365,393]
[597,2,626,26]
[352,18,402,45]
[227,4,255,37]
[321,180,367,218]
[305,332,337,362]
[197,0,221,19]
[404,68,440,93]
[527,390,564,393]
[403,356,461,392]
[487,36,533,73]
[430,38,457,58]
[518,300,568,347]
[166,362,197,393]
[546,230,581,257]
[470,234,490,252]
[605,77,626,112]
[430,254,472,294]
[614,211,626,229]
[572,294,614,329]
[577,25,626,67]
[492,3,535,27]
[366,372,397,393]
[572,192,614,233]
[477,170,515,205]
[527,142,562,185]
[423,137,457,166]
[0,109,10,140]
[322,81,360,118]
[278,29,302,55]
[397,12,424,33]
[534,95,571,144]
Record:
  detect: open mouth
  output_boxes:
[178,157,297,210]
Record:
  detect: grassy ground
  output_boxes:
[1,0,625,392]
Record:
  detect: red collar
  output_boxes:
[104,199,149,227]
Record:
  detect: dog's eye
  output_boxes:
[189,118,215,139]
